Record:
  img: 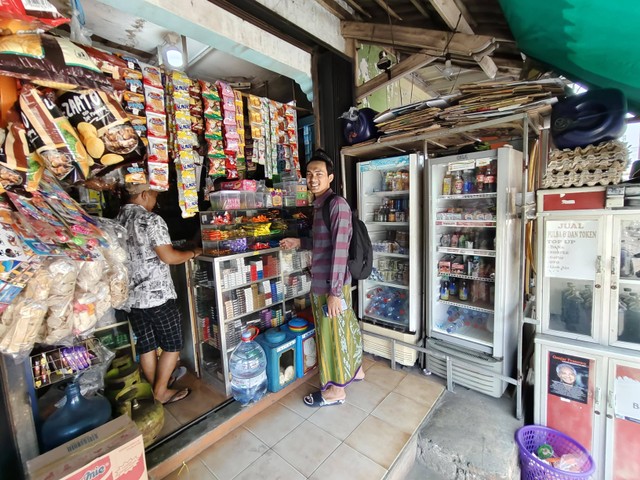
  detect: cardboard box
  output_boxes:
[27,415,147,480]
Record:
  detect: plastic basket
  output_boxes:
[515,425,595,480]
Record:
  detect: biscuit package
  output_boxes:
[57,89,146,178]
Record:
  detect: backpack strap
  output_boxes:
[321,192,338,235]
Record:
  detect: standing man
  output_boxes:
[280,150,364,407]
[117,183,202,405]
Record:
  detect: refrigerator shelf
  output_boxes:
[435,220,496,228]
[365,279,410,290]
[433,324,494,347]
[438,193,497,201]
[619,277,640,285]
[373,252,410,259]
[438,273,495,283]
[438,298,494,313]
[363,312,410,328]
[367,190,410,198]
[370,222,409,227]
[438,246,496,257]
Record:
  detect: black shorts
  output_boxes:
[128,299,183,354]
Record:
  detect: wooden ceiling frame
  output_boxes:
[426,0,498,78]
[315,0,356,20]
[355,52,437,101]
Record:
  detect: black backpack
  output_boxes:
[322,193,373,280]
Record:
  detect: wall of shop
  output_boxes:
[96,0,314,98]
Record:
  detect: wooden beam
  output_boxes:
[474,54,498,79]
[355,53,437,101]
[426,0,498,78]
[316,0,353,20]
[408,0,430,19]
[343,0,371,18]
[341,21,495,56]
[427,0,473,33]
[372,0,402,21]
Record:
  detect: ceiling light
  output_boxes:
[376,50,392,72]
[159,32,185,69]
[442,53,454,79]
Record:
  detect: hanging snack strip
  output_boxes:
[216,81,239,179]
[200,80,225,179]
[263,97,276,178]
[247,94,265,173]
[168,71,199,217]
[141,63,169,191]
[269,100,286,176]
[234,90,246,177]
[189,80,204,152]
[285,101,301,178]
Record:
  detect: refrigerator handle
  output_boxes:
[594,386,601,415]
[607,389,615,419]
[610,256,618,290]
[595,255,602,289]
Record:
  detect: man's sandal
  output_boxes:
[303,391,345,407]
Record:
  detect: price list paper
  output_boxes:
[544,220,598,280]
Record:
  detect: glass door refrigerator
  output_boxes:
[426,147,523,397]
[535,186,640,479]
[357,154,423,366]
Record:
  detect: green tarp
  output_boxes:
[499,0,640,111]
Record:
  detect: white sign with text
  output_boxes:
[545,220,598,280]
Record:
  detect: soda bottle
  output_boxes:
[475,166,485,193]
[448,278,458,297]
[483,160,496,193]
[229,330,268,406]
[462,170,474,194]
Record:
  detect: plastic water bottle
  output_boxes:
[229,331,268,406]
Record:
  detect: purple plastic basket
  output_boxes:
[515,425,595,480]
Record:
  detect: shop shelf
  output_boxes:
[435,220,497,228]
[367,190,410,198]
[364,279,410,290]
[369,222,409,227]
[438,273,495,283]
[373,252,410,259]
[433,324,494,347]
[438,246,496,257]
[438,298,494,314]
[437,193,497,201]
[220,273,281,293]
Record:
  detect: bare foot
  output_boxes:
[354,368,365,381]
[323,385,346,402]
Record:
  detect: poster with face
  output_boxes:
[548,352,589,404]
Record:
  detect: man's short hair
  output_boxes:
[556,363,576,376]
[308,148,334,176]
[125,182,151,196]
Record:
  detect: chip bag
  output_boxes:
[57,89,147,176]
[19,84,90,183]
[0,0,69,35]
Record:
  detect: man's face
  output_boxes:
[558,367,576,385]
[306,160,333,197]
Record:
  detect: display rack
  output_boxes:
[188,247,311,395]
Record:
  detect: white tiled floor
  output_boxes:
[163,356,445,479]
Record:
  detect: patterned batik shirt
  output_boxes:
[300,189,352,297]
[117,204,176,310]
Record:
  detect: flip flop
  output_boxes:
[303,391,345,408]
[162,387,190,405]
[168,366,187,388]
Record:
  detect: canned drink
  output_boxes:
[440,233,451,246]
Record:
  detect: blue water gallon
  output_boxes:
[343,107,379,145]
[40,381,112,451]
[283,318,317,378]
[255,327,297,392]
[551,88,627,149]
[229,329,268,406]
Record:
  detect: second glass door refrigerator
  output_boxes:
[426,147,523,397]
[356,154,422,366]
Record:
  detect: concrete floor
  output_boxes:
[395,373,523,480]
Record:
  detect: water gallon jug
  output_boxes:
[40,381,112,451]
[229,328,268,406]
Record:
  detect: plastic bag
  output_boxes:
[0,294,47,361]
[44,258,78,345]
[0,0,69,35]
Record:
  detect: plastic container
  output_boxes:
[229,328,268,406]
[41,381,112,451]
[515,425,595,480]
[255,327,297,392]
[283,318,317,378]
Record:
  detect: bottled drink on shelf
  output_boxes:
[453,171,464,194]
[483,160,496,192]
[229,331,268,406]
[440,280,450,300]
[442,172,452,195]
[475,166,485,193]
[387,201,396,222]
[448,278,458,297]
[462,169,475,194]
[459,280,469,301]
